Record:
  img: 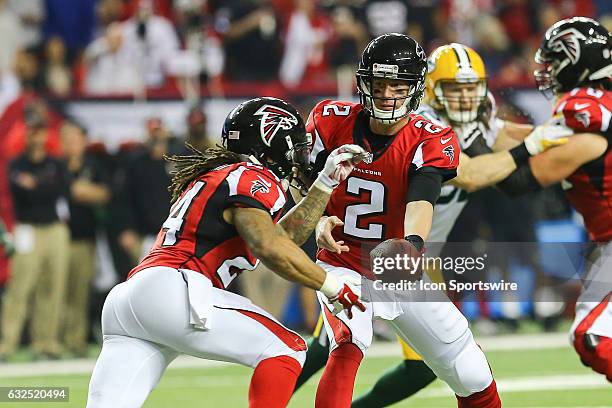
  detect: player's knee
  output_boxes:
[451,337,493,396]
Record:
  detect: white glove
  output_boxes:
[320,273,364,317]
[524,124,572,155]
[312,144,372,193]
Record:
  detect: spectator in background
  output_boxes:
[360,0,409,38]
[0,0,24,73]
[116,117,179,267]
[122,1,181,88]
[43,37,72,97]
[0,103,70,361]
[60,122,110,357]
[84,22,141,95]
[44,0,96,60]
[0,69,20,118]
[185,104,213,150]
[324,0,368,68]
[13,49,42,93]
[213,0,281,81]
[279,0,333,87]
[6,0,45,51]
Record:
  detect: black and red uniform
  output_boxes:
[554,87,612,241]
[129,162,287,289]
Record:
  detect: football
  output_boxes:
[370,238,424,281]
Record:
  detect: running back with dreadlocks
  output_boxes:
[165,143,244,203]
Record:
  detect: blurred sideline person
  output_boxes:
[293,37,570,407]
[60,121,111,356]
[0,104,70,360]
[86,97,367,408]
[116,117,180,265]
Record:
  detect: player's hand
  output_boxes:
[313,144,372,193]
[524,124,572,155]
[320,274,365,319]
[316,216,349,254]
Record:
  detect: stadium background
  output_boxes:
[0,0,611,406]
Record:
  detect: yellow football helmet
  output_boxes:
[425,43,487,123]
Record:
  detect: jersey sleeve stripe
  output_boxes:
[309,128,326,165]
[412,142,425,168]
[226,165,248,196]
[269,185,286,215]
[600,105,611,132]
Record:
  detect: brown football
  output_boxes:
[370,238,423,282]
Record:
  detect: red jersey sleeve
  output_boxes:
[306,99,335,173]
[412,125,459,182]
[225,164,287,218]
[557,96,610,133]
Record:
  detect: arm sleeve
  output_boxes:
[496,163,542,196]
[406,167,444,204]
[225,166,287,217]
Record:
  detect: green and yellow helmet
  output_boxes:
[425,43,488,123]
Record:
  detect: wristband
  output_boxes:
[320,273,341,298]
[312,173,336,194]
[404,234,425,252]
[509,143,531,165]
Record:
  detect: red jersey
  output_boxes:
[129,162,287,289]
[553,87,612,241]
[307,100,460,276]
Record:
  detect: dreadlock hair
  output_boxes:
[166,142,244,203]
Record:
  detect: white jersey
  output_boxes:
[415,102,501,255]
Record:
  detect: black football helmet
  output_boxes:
[356,33,427,124]
[535,17,611,96]
[221,97,310,180]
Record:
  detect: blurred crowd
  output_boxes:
[0,0,609,359]
[0,0,609,102]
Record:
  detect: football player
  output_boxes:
[296,42,571,407]
[515,17,611,381]
[302,33,507,408]
[86,97,368,408]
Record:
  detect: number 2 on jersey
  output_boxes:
[343,177,386,239]
[162,181,206,246]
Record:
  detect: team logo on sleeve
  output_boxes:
[250,175,273,196]
[575,110,591,128]
[442,145,455,164]
[254,105,299,146]
[548,28,586,65]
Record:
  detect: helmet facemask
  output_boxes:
[434,78,487,124]
[357,75,424,124]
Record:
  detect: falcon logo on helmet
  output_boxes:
[254,105,299,147]
[548,28,587,65]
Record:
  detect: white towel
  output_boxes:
[180,269,214,330]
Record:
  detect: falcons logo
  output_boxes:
[442,145,455,164]
[548,28,586,65]
[254,105,299,147]
[250,175,272,196]
[575,110,591,128]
